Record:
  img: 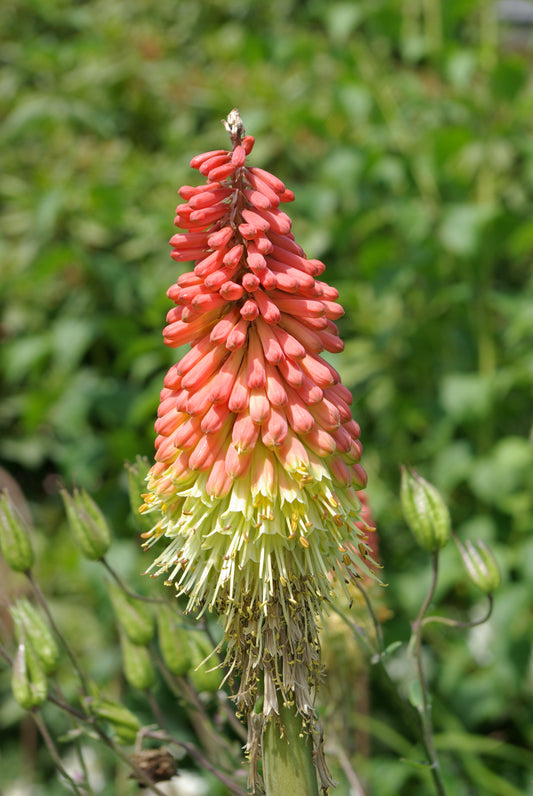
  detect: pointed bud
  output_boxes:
[11,639,48,710]
[0,491,34,573]
[108,582,154,646]
[156,604,193,676]
[457,538,501,594]
[400,467,450,552]
[61,488,110,561]
[188,633,221,693]
[125,457,153,532]
[10,600,59,675]
[119,631,155,690]
[86,697,141,744]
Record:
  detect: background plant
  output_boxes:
[1,0,533,794]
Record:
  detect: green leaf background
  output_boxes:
[1,0,532,793]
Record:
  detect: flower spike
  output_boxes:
[142,109,376,790]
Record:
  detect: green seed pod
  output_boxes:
[400,467,451,552]
[156,604,192,677]
[10,599,59,675]
[11,639,48,710]
[108,582,154,646]
[61,488,110,561]
[458,538,501,594]
[87,697,141,744]
[0,492,35,573]
[120,631,155,690]
[188,633,221,693]
[125,457,153,533]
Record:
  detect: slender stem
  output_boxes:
[410,552,447,796]
[100,558,167,604]
[262,705,320,796]
[25,571,91,695]
[31,710,88,796]
[353,580,385,655]
[422,595,493,631]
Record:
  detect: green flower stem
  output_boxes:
[32,709,91,796]
[263,704,319,796]
[410,551,447,796]
[100,557,167,604]
[422,595,493,632]
[26,571,91,695]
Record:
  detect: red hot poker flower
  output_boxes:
[142,109,376,790]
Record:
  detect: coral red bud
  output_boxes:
[189,188,231,209]
[242,273,260,292]
[198,153,230,175]
[254,290,281,324]
[277,357,303,388]
[226,318,249,350]
[262,406,288,447]
[228,361,250,413]
[209,348,245,404]
[231,145,246,167]
[232,412,260,453]
[223,244,244,267]
[238,223,257,239]
[207,226,233,248]
[190,149,226,169]
[255,316,285,364]
[249,388,270,425]
[220,281,245,300]
[265,362,288,406]
[248,166,286,194]
[244,188,271,210]
[241,135,255,154]
[240,300,259,321]
[209,307,241,345]
[247,251,267,272]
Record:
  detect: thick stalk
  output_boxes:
[263,705,319,796]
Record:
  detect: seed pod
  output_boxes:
[11,639,47,710]
[156,604,193,677]
[119,631,155,690]
[61,488,110,561]
[87,697,141,744]
[125,457,153,532]
[188,633,221,693]
[10,599,59,674]
[457,538,501,594]
[400,467,450,552]
[0,491,34,573]
[108,582,154,646]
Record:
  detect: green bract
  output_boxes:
[108,582,154,646]
[458,538,501,594]
[61,488,110,561]
[10,599,59,675]
[0,492,34,573]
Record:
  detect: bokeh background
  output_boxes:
[1,0,533,794]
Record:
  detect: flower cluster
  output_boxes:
[141,110,375,785]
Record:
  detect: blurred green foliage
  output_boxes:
[1,0,533,793]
